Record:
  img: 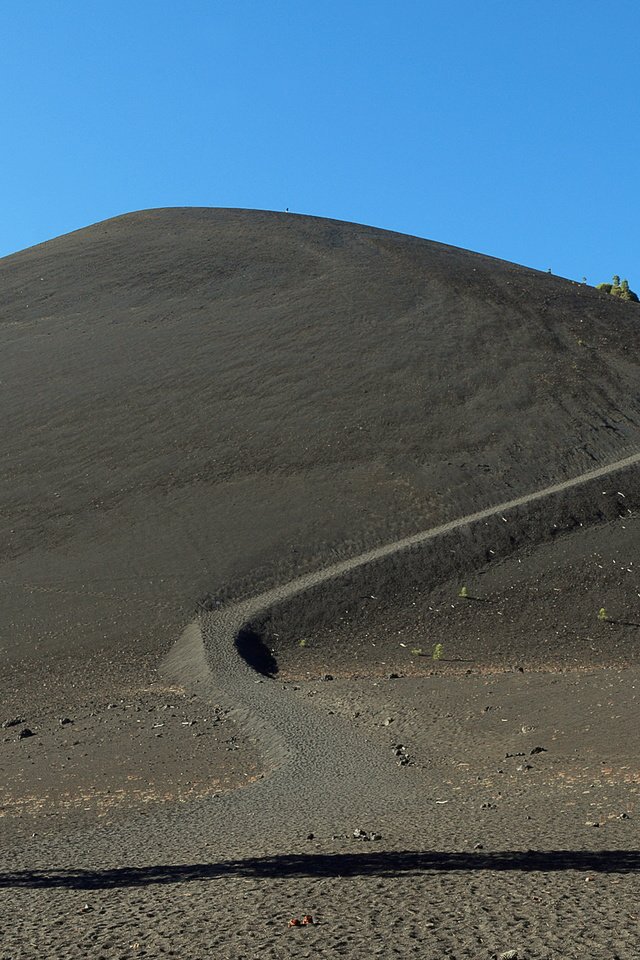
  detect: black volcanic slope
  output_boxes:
[1,207,640,669]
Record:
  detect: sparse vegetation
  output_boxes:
[459,585,468,598]
[598,607,608,621]
[596,276,639,302]
[432,643,443,661]
[411,647,423,656]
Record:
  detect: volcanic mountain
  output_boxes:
[1,208,639,675]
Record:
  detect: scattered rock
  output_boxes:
[287,914,316,927]
[353,828,382,841]
[388,673,399,679]
[2,717,24,729]
[59,717,74,726]
[306,833,315,840]
[529,746,547,755]
[321,674,334,681]
[473,842,484,850]
[18,728,35,739]
[497,951,518,960]
[392,743,413,766]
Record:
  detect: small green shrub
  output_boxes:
[597,607,608,621]
[432,643,443,661]
[614,278,638,301]
[597,276,639,302]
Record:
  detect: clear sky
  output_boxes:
[2,1,638,284]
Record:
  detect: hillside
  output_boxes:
[1,207,640,673]
[4,209,640,960]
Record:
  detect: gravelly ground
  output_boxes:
[2,619,639,959]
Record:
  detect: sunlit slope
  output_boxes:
[1,207,639,663]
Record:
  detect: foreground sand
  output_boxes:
[2,634,639,959]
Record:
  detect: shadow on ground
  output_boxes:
[235,623,278,677]
[4,850,639,889]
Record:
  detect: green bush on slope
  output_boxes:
[596,275,639,302]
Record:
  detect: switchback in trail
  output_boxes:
[163,444,640,818]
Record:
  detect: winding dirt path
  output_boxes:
[162,449,640,831]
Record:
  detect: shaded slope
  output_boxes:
[197,449,640,685]
[1,207,640,666]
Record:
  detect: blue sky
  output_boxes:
[1,1,638,284]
